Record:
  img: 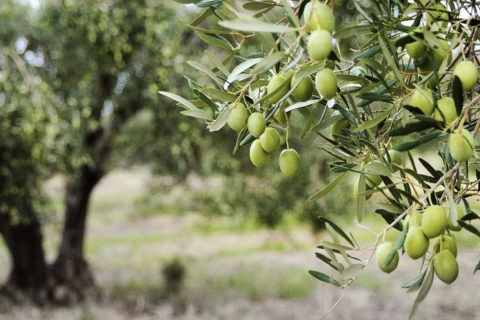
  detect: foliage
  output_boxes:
[165,0,480,316]
[0,0,55,222]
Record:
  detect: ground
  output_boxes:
[0,167,479,320]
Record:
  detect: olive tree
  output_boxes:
[0,0,56,301]
[164,0,480,316]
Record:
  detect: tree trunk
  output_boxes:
[51,164,103,300]
[0,209,49,304]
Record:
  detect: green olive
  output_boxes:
[386,149,402,172]
[448,204,464,232]
[434,97,457,124]
[250,139,270,168]
[433,234,457,257]
[259,127,281,153]
[267,75,290,104]
[279,149,301,178]
[422,205,447,239]
[291,73,314,102]
[315,68,337,100]
[405,226,429,260]
[307,30,332,62]
[376,242,399,274]
[303,1,335,33]
[448,129,475,162]
[364,161,383,188]
[227,102,248,131]
[433,250,459,284]
[405,211,422,227]
[331,118,350,141]
[411,88,434,116]
[247,113,266,138]
[406,41,426,60]
[453,61,478,92]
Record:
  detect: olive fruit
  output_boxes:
[376,242,399,274]
[448,129,475,162]
[411,88,434,116]
[227,102,248,131]
[433,234,457,257]
[448,205,464,232]
[307,30,332,62]
[405,211,422,227]
[250,140,270,168]
[364,161,382,188]
[303,1,335,33]
[431,39,451,67]
[279,149,301,178]
[259,127,281,153]
[353,177,372,200]
[406,41,426,60]
[405,226,429,260]
[453,61,478,92]
[247,113,266,138]
[434,97,457,124]
[315,68,337,100]
[386,149,402,172]
[331,118,350,141]
[422,205,447,239]
[282,70,294,80]
[433,250,459,284]
[291,74,314,102]
[267,75,290,104]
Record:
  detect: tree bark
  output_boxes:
[51,164,103,298]
[0,208,49,303]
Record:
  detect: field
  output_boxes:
[0,167,479,320]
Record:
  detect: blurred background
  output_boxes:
[0,0,478,319]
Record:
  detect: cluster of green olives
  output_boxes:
[303,1,338,100]
[227,102,301,178]
[376,204,464,284]
[409,58,478,163]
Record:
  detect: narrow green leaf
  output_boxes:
[308,270,341,287]
[393,132,445,152]
[219,19,296,33]
[309,172,347,201]
[187,61,224,87]
[279,0,298,28]
[385,222,408,267]
[378,35,404,86]
[181,109,213,121]
[315,252,339,271]
[319,217,355,247]
[205,50,230,77]
[196,0,225,8]
[403,269,427,293]
[357,173,366,222]
[195,32,233,50]
[452,76,463,116]
[243,1,276,10]
[251,52,286,75]
[159,91,198,110]
[202,89,237,102]
[334,25,372,39]
[474,260,480,274]
[209,107,231,132]
[457,221,480,237]
[285,99,319,113]
[355,108,392,131]
[409,267,434,319]
[318,240,354,251]
[341,264,365,280]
